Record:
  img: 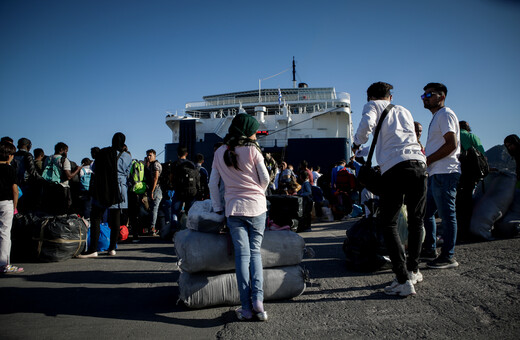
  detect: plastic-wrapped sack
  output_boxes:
[396,205,426,249]
[33,215,88,262]
[494,188,520,238]
[186,200,225,233]
[178,265,306,308]
[471,171,516,240]
[174,229,305,273]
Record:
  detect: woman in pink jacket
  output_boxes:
[209,114,270,321]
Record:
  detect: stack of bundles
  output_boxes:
[471,171,518,239]
[267,195,307,232]
[175,228,307,308]
[11,213,88,262]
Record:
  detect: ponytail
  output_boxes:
[222,136,262,171]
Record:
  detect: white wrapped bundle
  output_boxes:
[470,171,516,240]
[174,229,305,273]
[178,265,306,308]
[186,200,225,233]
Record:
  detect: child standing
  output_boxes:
[0,141,23,274]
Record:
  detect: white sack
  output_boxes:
[178,265,306,308]
[174,229,305,273]
[186,200,225,233]
[470,171,516,240]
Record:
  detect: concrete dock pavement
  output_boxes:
[1,218,519,339]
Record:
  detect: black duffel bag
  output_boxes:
[357,165,382,196]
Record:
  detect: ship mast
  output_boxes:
[292,56,296,89]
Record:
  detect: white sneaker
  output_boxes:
[76,252,98,259]
[384,279,416,296]
[255,311,268,321]
[384,278,400,292]
[108,250,116,256]
[408,270,423,285]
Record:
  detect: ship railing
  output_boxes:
[185,90,347,109]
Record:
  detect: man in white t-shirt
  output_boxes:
[421,83,461,269]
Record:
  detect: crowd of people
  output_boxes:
[1,81,519,320]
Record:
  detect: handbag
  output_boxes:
[357,104,394,196]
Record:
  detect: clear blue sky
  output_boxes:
[1,0,519,163]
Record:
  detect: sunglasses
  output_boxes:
[421,91,439,100]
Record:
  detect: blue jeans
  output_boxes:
[150,187,163,230]
[227,213,266,311]
[423,173,460,259]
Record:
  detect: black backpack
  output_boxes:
[159,161,175,192]
[459,146,489,182]
[174,161,200,198]
[342,209,390,272]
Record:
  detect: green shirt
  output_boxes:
[460,129,485,154]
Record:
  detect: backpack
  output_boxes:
[342,214,390,272]
[42,156,64,184]
[130,160,147,194]
[459,146,489,182]
[336,167,356,192]
[79,167,93,191]
[13,154,28,185]
[175,161,200,198]
[159,161,175,192]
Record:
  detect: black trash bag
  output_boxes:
[342,216,390,272]
[32,214,88,262]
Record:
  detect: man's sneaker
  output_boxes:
[427,257,459,269]
[408,270,423,285]
[420,249,438,261]
[384,278,400,292]
[384,279,416,296]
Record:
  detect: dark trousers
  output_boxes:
[379,160,427,284]
[88,204,121,253]
[128,191,146,239]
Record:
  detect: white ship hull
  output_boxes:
[165,86,354,170]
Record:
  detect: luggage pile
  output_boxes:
[175,201,308,308]
[11,213,88,262]
[267,194,311,232]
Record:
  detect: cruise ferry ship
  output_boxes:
[165,63,354,172]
